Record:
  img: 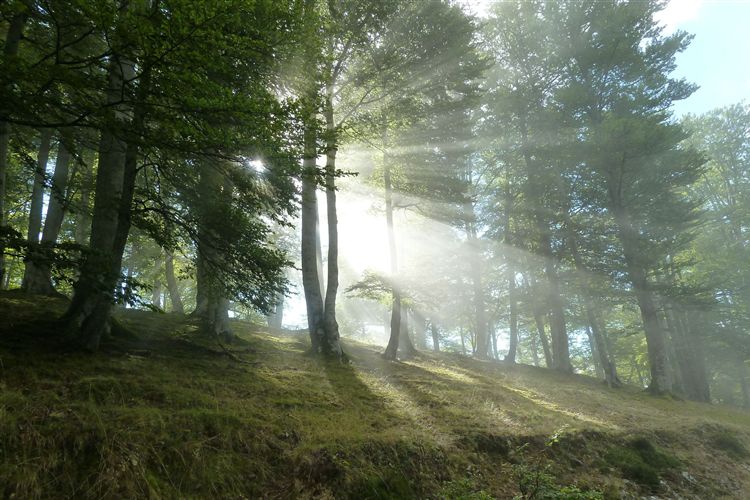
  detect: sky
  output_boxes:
[462,0,750,116]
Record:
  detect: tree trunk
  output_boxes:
[21,130,52,290]
[64,52,135,351]
[321,85,343,357]
[164,250,184,314]
[506,270,519,363]
[666,307,710,402]
[467,219,489,359]
[151,255,162,309]
[23,139,72,294]
[518,114,571,372]
[567,228,620,386]
[301,117,325,352]
[612,203,673,394]
[73,149,95,246]
[534,311,553,368]
[0,12,27,286]
[382,123,401,360]
[398,306,417,358]
[412,311,427,350]
[430,321,440,352]
[585,323,604,378]
[266,291,284,329]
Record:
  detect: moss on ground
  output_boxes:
[1,292,750,498]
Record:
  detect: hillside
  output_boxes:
[1,292,749,499]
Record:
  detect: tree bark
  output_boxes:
[612,202,673,394]
[467,219,489,359]
[301,117,325,352]
[534,311,553,369]
[21,130,52,290]
[506,270,519,363]
[0,12,28,286]
[321,85,343,357]
[151,254,162,309]
[266,291,284,329]
[63,51,135,351]
[430,321,440,352]
[23,138,72,294]
[398,306,417,358]
[382,122,401,360]
[164,250,184,314]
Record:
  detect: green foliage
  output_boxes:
[604,437,679,491]
[710,430,749,458]
[439,478,494,500]
[512,464,603,500]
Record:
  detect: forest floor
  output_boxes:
[2,291,750,499]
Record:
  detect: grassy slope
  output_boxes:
[2,292,750,499]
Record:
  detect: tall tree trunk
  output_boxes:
[467,219,489,359]
[667,307,710,402]
[413,309,427,349]
[74,149,94,246]
[321,85,342,357]
[164,250,184,314]
[506,270,519,363]
[0,12,27,286]
[23,139,72,294]
[63,52,135,351]
[151,254,162,309]
[585,323,604,378]
[567,229,620,386]
[398,306,417,358]
[301,117,325,352]
[518,114,571,372]
[534,311,553,368]
[612,203,673,394]
[382,123,401,360]
[430,321,440,352]
[266,291,284,329]
[21,130,52,289]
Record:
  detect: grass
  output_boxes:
[1,291,750,498]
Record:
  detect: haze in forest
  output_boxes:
[1,0,750,498]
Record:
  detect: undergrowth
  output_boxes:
[2,292,750,498]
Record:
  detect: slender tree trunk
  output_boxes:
[413,310,427,349]
[612,203,673,394]
[382,122,401,360]
[460,327,467,356]
[164,250,184,314]
[467,219,489,359]
[568,229,620,386]
[0,12,27,286]
[266,291,284,328]
[585,323,604,378]
[534,311,553,368]
[430,321,440,352]
[301,117,325,352]
[530,325,540,366]
[321,86,342,357]
[23,139,72,294]
[151,254,162,308]
[398,306,417,358]
[518,115,571,372]
[74,149,94,246]
[21,130,52,289]
[506,270,519,363]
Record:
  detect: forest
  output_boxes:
[2,0,750,498]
